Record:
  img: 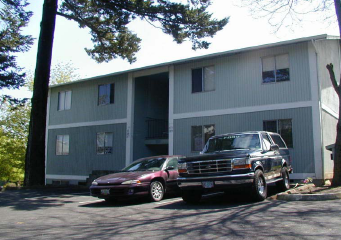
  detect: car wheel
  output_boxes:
[252,169,267,201]
[182,191,202,204]
[150,181,164,202]
[276,167,290,192]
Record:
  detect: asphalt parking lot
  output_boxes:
[1,187,341,240]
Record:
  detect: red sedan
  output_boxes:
[90,155,183,202]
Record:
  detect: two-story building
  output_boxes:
[45,34,340,185]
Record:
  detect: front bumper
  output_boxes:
[90,183,150,199]
[178,173,255,190]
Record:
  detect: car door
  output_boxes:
[261,133,279,180]
[163,157,179,190]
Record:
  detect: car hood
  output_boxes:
[180,150,258,162]
[95,171,153,184]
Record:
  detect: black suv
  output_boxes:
[178,131,292,203]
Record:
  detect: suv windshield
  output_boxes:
[204,133,261,153]
[122,157,167,171]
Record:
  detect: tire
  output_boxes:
[251,169,267,201]
[276,167,290,192]
[150,181,164,202]
[182,191,202,204]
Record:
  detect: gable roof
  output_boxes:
[50,34,338,88]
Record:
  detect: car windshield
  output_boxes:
[122,157,167,172]
[203,133,261,153]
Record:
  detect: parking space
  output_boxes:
[1,188,341,239]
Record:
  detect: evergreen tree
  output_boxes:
[25,0,229,186]
[0,0,33,103]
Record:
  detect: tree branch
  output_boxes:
[326,63,340,95]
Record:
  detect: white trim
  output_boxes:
[309,41,324,180]
[126,73,134,166]
[45,89,51,185]
[290,173,316,179]
[47,118,127,130]
[321,103,339,119]
[168,65,175,155]
[133,66,168,78]
[173,101,314,120]
[46,174,88,181]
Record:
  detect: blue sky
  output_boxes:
[2,0,339,98]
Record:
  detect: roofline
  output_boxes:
[50,34,338,88]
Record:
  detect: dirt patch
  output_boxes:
[285,184,341,195]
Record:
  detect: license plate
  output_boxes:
[101,189,110,195]
[202,181,214,188]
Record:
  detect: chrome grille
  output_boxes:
[187,159,232,174]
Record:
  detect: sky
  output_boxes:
[2,0,339,98]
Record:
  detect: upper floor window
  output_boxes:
[58,91,72,111]
[262,54,289,83]
[191,124,215,151]
[97,132,113,154]
[56,135,69,155]
[98,83,115,105]
[192,66,215,93]
[263,119,292,148]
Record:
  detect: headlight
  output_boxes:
[121,180,141,185]
[232,158,251,169]
[92,181,98,186]
[178,162,187,173]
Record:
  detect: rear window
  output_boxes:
[270,134,287,148]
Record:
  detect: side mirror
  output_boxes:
[165,166,175,171]
[270,144,279,152]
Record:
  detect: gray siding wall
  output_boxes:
[321,111,337,179]
[174,42,311,114]
[314,39,340,114]
[46,123,126,176]
[173,107,314,174]
[49,74,128,125]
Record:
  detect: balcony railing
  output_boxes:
[146,119,168,139]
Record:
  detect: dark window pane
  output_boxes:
[270,134,287,148]
[279,119,293,148]
[191,126,203,151]
[192,68,203,93]
[262,71,275,83]
[110,84,115,104]
[276,68,290,82]
[263,121,277,133]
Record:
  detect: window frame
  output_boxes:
[191,66,215,93]
[96,132,113,155]
[191,124,215,152]
[56,135,70,155]
[261,53,290,84]
[263,119,293,148]
[98,83,115,106]
[57,90,72,111]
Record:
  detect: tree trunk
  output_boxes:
[330,0,341,187]
[24,0,58,186]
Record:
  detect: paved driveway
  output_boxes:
[0,188,341,240]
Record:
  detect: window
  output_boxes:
[191,124,215,151]
[98,83,115,105]
[262,54,289,83]
[97,132,113,154]
[58,91,72,110]
[56,135,69,155]
[192,66,215,93]
[263,119,293,148]
[262,133,272,151]
[165,158,178,170]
